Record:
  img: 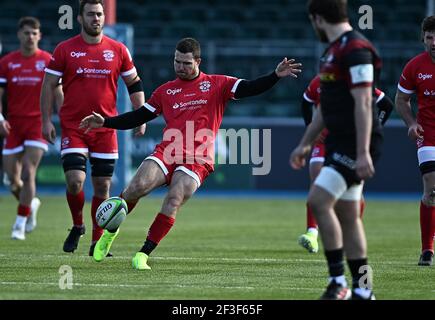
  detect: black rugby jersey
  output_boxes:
[319,30,382,137]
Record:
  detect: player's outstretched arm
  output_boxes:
[79,106,157,133]
[234,57,302,99]
[274,57,303,78]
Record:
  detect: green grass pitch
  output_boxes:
[0,195,434,300]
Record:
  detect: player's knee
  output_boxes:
[307,194,321,211]
[422,191,435,206]
[166,194,184,211]
[62,153,87,173]
[93,181,110,198]
[67,179,84,195]
[10,181,22,193]
[90,158,115,177]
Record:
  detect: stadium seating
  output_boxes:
[0,0,428,117]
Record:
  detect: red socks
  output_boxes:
[91,196,105,242]
[420,201,435,253]
[17,204,31,217]
[306,203,318,229]
[66,191,85,226]
[147,213,175,244]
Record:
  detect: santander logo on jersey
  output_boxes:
[76,67,111,75]
[172,99,208,110]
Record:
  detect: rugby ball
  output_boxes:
[96,197,128,230]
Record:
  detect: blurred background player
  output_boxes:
[40,0,146,255]
[298,74,393,253]
[396,15,435,267]
[0,17,62,240]
[79,37,302,269]
[290,0,382,299]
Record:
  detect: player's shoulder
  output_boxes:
[404,52,429,68]
[153,78,180,94]
[205,73,238,83]
[38,49,52,60]
[102,35,126,50]
[0,50,20,62]
[341,30,377,53]
[309,75,321,87]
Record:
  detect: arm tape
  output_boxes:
[127,79,144,95]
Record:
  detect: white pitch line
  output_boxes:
[0,281,319,291]
[0,253,324,263]
[0,253,421,265]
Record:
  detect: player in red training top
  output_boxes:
[40,0,146,256]
[298,75,393,253]
[0,17,62,240]
[396,15,435,267]
[79,37,302,269]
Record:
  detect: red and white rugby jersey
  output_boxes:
[304,75,385,109]
[0,49,51,119]
[303,75,321,106]
[303,74,385,143]
[398,51,435,127]
[145,72,240,169]
[45,34,135,130]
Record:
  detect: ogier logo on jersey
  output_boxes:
[8,62,21,70]
[70,51,87,58]
[418,73,433,80]
[103,50,115,62]
[167,88,182,95]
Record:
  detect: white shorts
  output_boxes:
[314,166,363,201]
[417,146,435,165]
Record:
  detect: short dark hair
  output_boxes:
[79,0,105,16]
[18,16,41,30]
[176,38,201,59]
[421,15,435,40]
[307,0,348,24]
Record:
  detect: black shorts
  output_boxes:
[323,132,383,187]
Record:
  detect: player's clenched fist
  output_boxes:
[289,144,311,170]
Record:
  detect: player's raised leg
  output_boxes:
[132,170,199,270]
[299,159,323,253]
[93,159,166,262]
